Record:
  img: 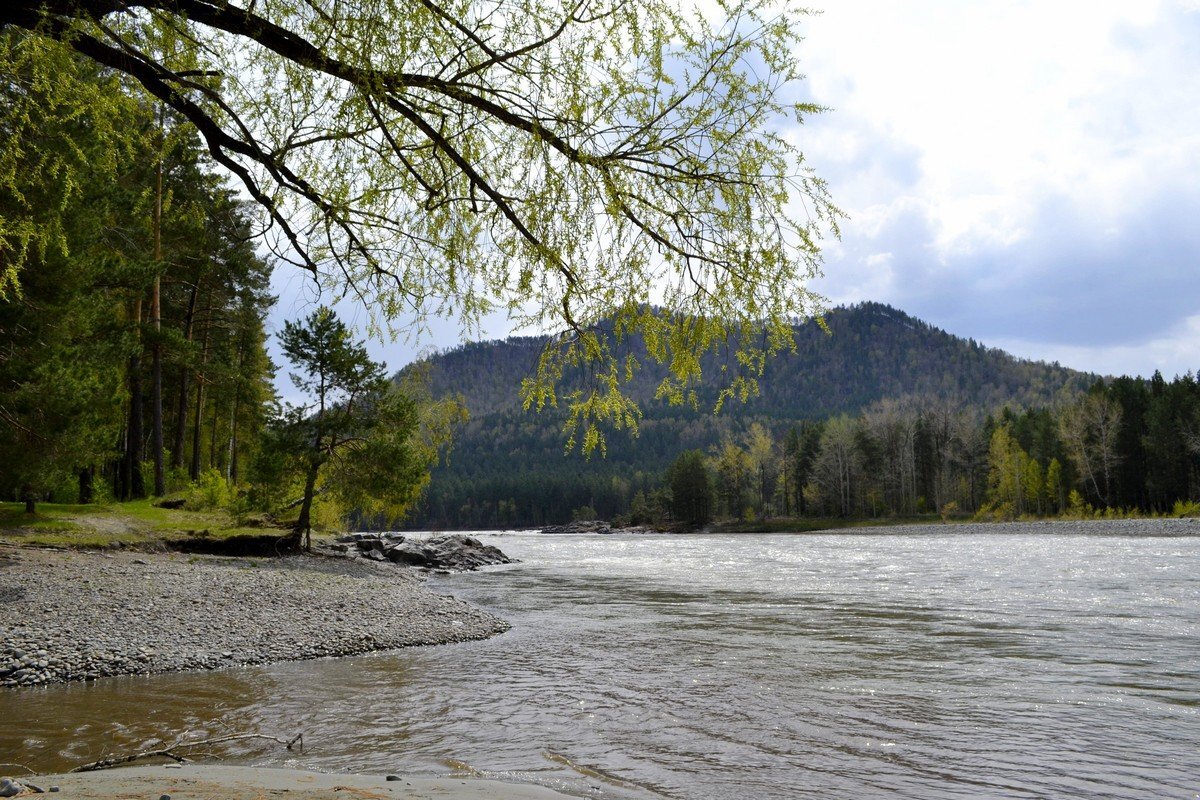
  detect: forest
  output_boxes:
[1,41,273,506]
[406,314,1200,529]
[0,35,451,536]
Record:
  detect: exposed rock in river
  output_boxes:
[331,532,518,571]
[539,520,657,535]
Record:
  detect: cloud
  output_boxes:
[797,0,1200,377]
[992,314,1200,380]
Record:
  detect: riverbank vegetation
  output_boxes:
[407,367,1200,530]
[0,498,279,549]
[0,41,454,541]
[3,0,842,543]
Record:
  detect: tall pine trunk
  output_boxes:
[171,281,199,470]
[226,334,246,484]
[125,297,146,499]
[208,394,220,472]
[151,277,164,495]
[150,131,165,496]
[189,303,211,481]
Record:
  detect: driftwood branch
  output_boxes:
[0,763,36,776]
[69,732,304,773]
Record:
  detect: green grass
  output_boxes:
[0,503,84,531]
[0,499,291,550]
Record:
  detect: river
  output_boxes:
[8,526,1200,798]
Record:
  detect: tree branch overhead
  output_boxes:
[4,0,840,448]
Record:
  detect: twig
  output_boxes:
[69,732,303,773]
[0,763,36,775]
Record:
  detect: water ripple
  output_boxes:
[7,529,1199,799]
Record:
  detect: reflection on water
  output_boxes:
[6,530,1199,799]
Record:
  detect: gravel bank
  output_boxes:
[828,518,1200,536]
[0,547,510,688]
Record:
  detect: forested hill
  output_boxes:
[419,302,1094,419]
[401,303,1099,529]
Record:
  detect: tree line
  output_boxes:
[1,41,453,541]
[1,41,274,509]
[406,373,1200,529]
[696,373,1199,523]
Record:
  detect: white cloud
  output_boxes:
[797,0,1200,377]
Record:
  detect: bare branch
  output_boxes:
[70,732,303,773]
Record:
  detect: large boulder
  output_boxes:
[540,520,613,534]
[407,534,517,571]
[341,533,516,572]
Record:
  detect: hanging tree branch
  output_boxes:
[3,0,841,450]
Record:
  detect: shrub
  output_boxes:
[1065,490,1093,519]
[571,505,598,522]
[1172,499,1200,518]
[184,468,232,511]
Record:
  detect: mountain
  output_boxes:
[401,302,1097,529]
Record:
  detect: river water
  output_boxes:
[8,527,1200,798]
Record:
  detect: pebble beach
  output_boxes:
[0,546,510,688]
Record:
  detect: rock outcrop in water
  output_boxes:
[332,532,517,571]
[539,520,657,535]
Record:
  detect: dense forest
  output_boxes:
[405,309,1200,529]
[0,44,275,507]
[0,38,449,536]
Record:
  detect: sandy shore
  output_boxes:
[0,547,510,687]
[15,764,578,799]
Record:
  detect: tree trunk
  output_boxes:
[21,483,35,515]
[227,394,240,484]
[126,294,146,500]
[151,125,165,496]
[190,315,211,481]
[78,467,94,504]
[151,277,164,495]
[208,395,220,472]
[295,462,320,551]
[172,282,199,470]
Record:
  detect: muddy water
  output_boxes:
[7,527,1199,798]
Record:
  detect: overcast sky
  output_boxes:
[796,0,1200,379]
[270,0,1200,391]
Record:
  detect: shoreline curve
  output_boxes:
[1,547,510,688]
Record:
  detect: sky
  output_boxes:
[795,0,1200,378]
[269,0,1200,391]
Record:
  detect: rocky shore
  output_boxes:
[0,544,511,688]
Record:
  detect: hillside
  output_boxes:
[402,303,1098,529]
[422,303,1093,418]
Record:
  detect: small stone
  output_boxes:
[49,787,60,793]
[160,794,171,800]
[385,775,401,781]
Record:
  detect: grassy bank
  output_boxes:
[0,500,292,551]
